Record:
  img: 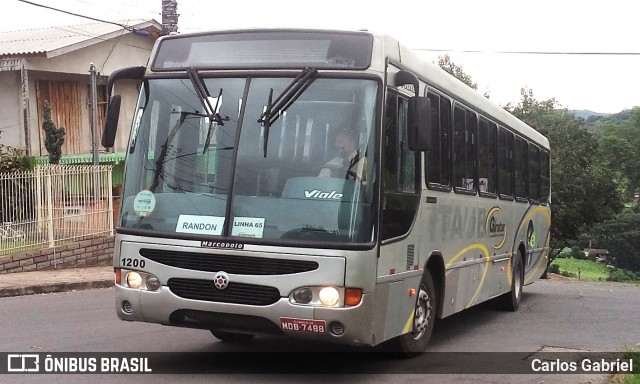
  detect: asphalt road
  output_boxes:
[1,278,639,383]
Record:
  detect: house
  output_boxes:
[583,248,610,263]
[0,20,162,182]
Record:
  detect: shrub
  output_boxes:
[548,264,561,274]
[42,101,65,164]
[570,246,586,260]
[608,269,640,282]
[0,135,34,222]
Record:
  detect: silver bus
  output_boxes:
[104,28,551,355]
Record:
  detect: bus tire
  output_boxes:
[500,253,524,312]
[210,330,255,343]
[388,272,437,357]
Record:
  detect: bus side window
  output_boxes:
[498,127,514,199]
[529,143,540,203]
[381,91,420,241]
[453,105,476,193]
[514,136,528,201]
[426,91,451,188]
[540,150,550,204]
[478,117,497,195]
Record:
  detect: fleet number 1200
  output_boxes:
[122,258,146,268]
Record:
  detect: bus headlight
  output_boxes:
[289,286,362,307]
[126,271,143,289]
[120,269,161,291]
[292,287,313,304]
[145,275,162,291]
[319,287,340,306]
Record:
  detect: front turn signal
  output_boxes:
[345,288,363,306]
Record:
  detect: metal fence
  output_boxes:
[0,165,113,255]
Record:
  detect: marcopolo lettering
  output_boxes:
[304,190,344,199]
[201,241,244,249]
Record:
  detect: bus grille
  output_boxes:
[168,278,281,306]
[139,248,318,275]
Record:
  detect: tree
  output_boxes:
[505,88,623,261]
[437,55,478,90]
[589,212,640,272]
[598,107,640,200]
[42,101,65,164]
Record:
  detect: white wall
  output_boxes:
[0,71,22,148]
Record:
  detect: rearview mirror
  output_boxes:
[101,95,121,148]
[100,66,145,148]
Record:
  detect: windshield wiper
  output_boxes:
[257,67,317,157]
[187,68,226,153]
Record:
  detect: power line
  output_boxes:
[17,0,146,33]
[413,48,640,56]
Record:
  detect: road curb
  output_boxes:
[0,280,114,298]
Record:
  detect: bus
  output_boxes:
[103,28,551,355]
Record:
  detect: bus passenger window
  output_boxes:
[529,144,540,202]
[498,127,514,198]
[514,136,528,200]
[478,118,497,194]
[426,91,451,187]
[540,150,550,204]
[453,106,476,192]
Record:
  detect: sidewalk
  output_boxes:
[0,266,114,298]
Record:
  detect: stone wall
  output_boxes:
[0,236,114,274]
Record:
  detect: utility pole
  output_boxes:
[161,0,179,35]
[89,62,99,165]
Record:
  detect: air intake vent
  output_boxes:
[406,244,415,271]
[168,278,280,306]
[139,248,318,275]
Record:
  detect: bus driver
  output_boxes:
[319,128,367,184]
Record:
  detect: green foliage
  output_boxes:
[607,268,640,283]
[0,133,28,173]
[598,107,640,200]
[42,100,66,165]
[437,55,478,90]
[0,133,35,223]
[505,89,624,252]
[589,212,640,272]
[550,258,611,281]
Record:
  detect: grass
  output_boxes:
[611,349,639,384]
[550,257,611,281]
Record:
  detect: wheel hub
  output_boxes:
[410,288,432,340]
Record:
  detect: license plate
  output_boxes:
[280,317,327,334]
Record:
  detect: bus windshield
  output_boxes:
[120,75,378,245]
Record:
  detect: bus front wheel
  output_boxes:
[388,272,437,357]
[210,330,255,343]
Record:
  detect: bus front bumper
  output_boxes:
[115,284,376,347]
